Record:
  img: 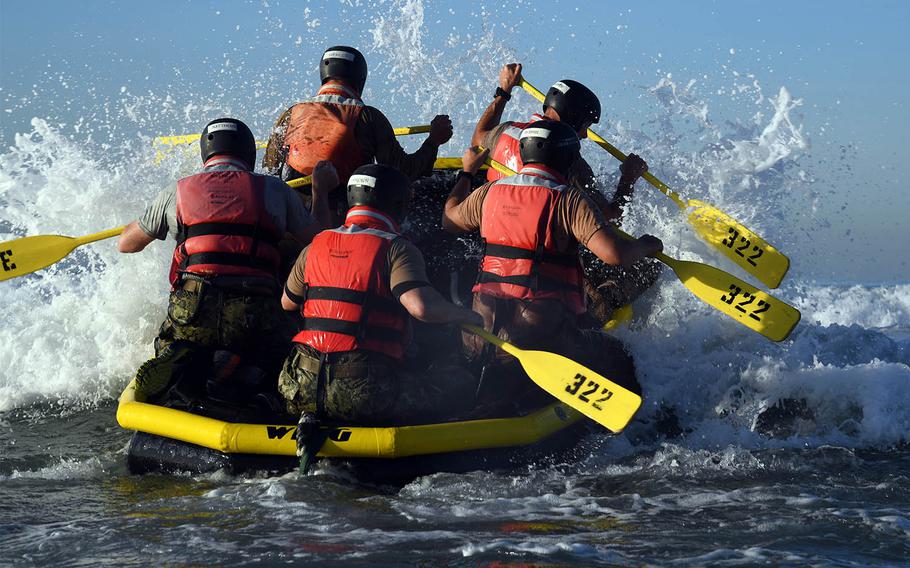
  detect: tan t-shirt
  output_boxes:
[452,179,608,254]
[285,234,431,302]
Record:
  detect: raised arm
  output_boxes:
[368,108,451,180]
[471,63,523,147]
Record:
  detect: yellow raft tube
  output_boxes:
[117,379,585,460]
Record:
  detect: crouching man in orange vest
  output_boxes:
[278,164,483,427]
[472,63,660,323]
[262,45,454,221]
[444,121,664,413]
[118,118,331,401]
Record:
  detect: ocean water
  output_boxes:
[2,1,909,566]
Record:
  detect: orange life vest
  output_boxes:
[284,83,365,184]
[473,164,586,314]
[170,158,282,286]
[486,113,546,182]
[293,206,410,360]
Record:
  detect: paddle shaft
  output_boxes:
[76,226,127,245]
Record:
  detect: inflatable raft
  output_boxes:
[117,379,593,483]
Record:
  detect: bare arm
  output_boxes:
[308,160,336,232]
[442,147,489,233]
[118,221,156,253]
[398,286,482,326]
[281,289,300,312]
[261,107,292,175]
[368,109,447,180]
[471,63,522,147]
[586,228,663,267]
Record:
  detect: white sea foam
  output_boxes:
[1,456,107,481]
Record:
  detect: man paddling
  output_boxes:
[472,63,660,323]
[119,117,331,400]
[444,121,663,412]
[262,45,454,221]
[278,164,483,427]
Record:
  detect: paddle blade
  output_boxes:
[661,253,800,341]
[687,200,789,289]
[0,235,78,281]
[516,348,643,432]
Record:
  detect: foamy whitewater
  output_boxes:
[1,2,908,566]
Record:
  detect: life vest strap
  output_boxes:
[477,271,580,293]
[305,286,400,312]
[302,317,404,342]
[183,252,277,271]
[177,222,280,247]
[483,242,578,267]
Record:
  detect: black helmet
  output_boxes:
[518,120,581,174]
[320,46,368,94]
[199,117,256,169]
[347,164,411,222]
[543,79,601,132]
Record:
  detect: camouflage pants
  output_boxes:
[156,281,296,378]
[278,344,477,426]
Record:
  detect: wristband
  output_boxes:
[494,87,512,101]
[455,170,473,183]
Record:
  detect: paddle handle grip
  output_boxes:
[393,124,431,136]
[287,175,313,189]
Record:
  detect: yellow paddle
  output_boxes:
[0,226,126,282]
[285,157,487,189]
[153,125,432,150]
[463,324,641,432]
[519,78,790,290]
[486,157,800,342]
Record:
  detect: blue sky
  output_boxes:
[2,0,908,281]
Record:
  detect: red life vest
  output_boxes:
[473,164,586,314]
[170,157,282,286]
[486,113,546,182]
[284,83,365,184]
[293,206,410,360]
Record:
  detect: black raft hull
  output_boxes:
[118,380,595,484]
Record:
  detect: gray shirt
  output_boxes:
[139,157,313,241]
